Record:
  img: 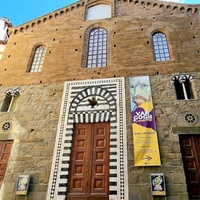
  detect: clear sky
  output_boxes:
[1,0,199,26]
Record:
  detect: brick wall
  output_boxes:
[0,0,199,199]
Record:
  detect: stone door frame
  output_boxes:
[46,77,128,200]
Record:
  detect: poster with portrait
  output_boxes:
[150,173,166,196]
[15,175,30,195]
[129,76,161,166]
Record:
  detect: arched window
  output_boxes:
[171,74,195,100]
[152,32,170,62]
[87,28,107,68]
[1,88,21,112]
[29,45,46,72]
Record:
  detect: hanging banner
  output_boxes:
[129,76,161,166]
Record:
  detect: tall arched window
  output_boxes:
[29,45,46,72]
[87,28,107,68]
[152,32,170,62]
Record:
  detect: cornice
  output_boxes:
[9,0,200,35]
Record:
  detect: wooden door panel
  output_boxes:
[190,187,200,198]
[95,164,105,174]
[95,151,105,161]
[3,143,12,150]
[66,123,109,200]
[0,165,7,171]
[179,135,200,199]
[89,123,109,197]
[75,152,85,161]
[67,124,91,196]
[0,140,13,186]
[0,176,3,183]
[0,153,11,162]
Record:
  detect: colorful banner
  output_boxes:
[129,76,161,166]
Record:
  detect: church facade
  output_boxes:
[0,0,200,199]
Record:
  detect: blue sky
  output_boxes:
[1,0,199,26]
[1,0,77,26]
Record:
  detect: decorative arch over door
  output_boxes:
[68,86,116,124]
[46,78,128,200]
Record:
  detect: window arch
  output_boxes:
[29,45,46,72]
[152,32,170,62]
[86,4,111,20]
[1,88,21,112]
[171,74,195,100]
[86,28,107,68]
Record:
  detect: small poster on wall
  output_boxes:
[15,175,30,195]
[150,173,166,196]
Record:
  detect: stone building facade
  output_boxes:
[0,0,200,199]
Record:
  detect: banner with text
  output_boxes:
[129,76,161,166]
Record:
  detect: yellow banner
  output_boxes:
[129,76,161,166]
[133,123,161,166]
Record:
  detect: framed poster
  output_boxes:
[150,173,166,196]
[15,175,30,195]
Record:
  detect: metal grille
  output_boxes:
[184,113,198,125]
[152,32,170,62]
[87,28,107,68]
[30,45,46,72]
[2,122,12,131]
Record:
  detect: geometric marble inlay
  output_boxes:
[46,78,128,200]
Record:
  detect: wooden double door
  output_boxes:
[179,135,200,199]
[66,122,110,200]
